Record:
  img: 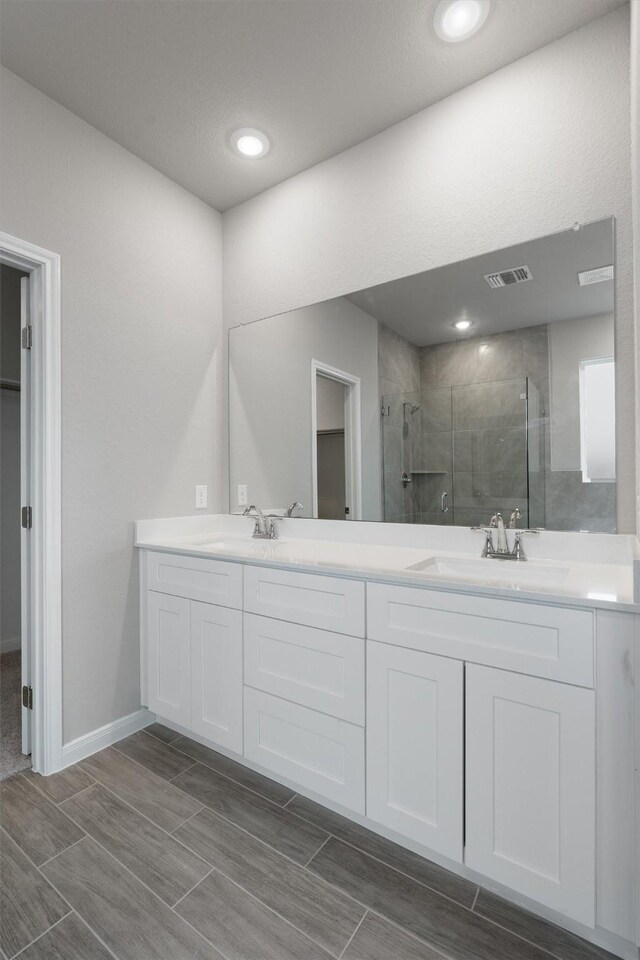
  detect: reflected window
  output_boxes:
[579,358,615,483]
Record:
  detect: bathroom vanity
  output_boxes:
[136,515,639,960]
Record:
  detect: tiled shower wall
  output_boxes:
[418,325,547,527]
[379,323,420,523]
[380,320,616,531]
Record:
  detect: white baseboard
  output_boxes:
[60,707,155,769]
[1,636,21,654]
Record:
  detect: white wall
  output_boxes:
[0,68,224,744]
[632,0,640,535]
[223,7,636,533]
[229,298,381,519]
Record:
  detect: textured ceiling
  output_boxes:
[348,219,614,345]
[0,0,626,211]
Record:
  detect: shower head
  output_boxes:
[403,401,421,414]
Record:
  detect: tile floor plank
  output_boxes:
[60,784,211,906]
[173,762,327,864]
[342,912,444,960]
[78,747,201,833]
[23,766,95,806]
[0,775,84,866]
[474,890,619,960]
[176,868,333,960]
[172,736,294,805]
[145,722,182,745]
[0,827,69,959]
[288,793,477,907]
[41,837,223,960]
[174,807,365,957]
[308,838,552,960]
[114,730,196,781]
[17,914,114,960]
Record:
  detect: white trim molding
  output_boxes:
[61,708,155,769]
[311,359,363,521]
[0,232,62,774]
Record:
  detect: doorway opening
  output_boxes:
[0,233,62,776]
[1,265,31,779]
[311,360,362,521]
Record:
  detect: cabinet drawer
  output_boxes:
[367,583,594,686]
[243,688,365,813]
[244,566,365,637]
[244,614,364,724]
[146,550,242,608]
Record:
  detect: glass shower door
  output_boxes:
[451,378,529,528]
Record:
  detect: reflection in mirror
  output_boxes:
[229,217,616,532]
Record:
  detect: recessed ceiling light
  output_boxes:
[453,319,473,331]
[434,0,490,43]
[230,128,270,159]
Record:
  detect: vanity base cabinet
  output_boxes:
[244,687,365,813]
[191,602,243,753]
[146,591,191,728]
[140,552,634,958]
[366,641,464,862]
[465,663,595,927]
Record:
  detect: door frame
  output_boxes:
[1,232,62,774]
[311,360,362,520]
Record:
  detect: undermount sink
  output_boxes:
[406,555,570,588]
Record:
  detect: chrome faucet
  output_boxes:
[286,502,303,517]
[490,513,509,555]
[472,512,539,560]
[243,505,278,540]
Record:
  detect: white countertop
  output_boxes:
[135,515,640,613]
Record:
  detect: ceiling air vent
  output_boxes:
[484,265,533,289]
[578,265,614,286]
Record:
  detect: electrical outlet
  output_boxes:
[195,485,207,509]
[237,484,248,506]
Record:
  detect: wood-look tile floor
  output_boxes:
[0,725,619,960]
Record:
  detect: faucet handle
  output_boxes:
[508,508,522,528]
[512,528,540,560]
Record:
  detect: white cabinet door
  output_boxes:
[366,641,463,861]
[146,591,191,727]
[244,688,365,813]
[465,664,595,926]
[244,614,364,724]
[191,601,243,753]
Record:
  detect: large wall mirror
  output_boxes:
[229,217,616,532]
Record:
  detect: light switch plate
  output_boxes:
[237,484,248,506]
[195,485,207,509]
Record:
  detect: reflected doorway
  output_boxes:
[311,361,362,520]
